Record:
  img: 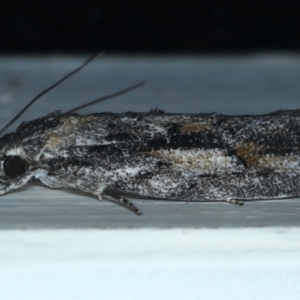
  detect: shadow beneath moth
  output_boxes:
[0,55,300,216]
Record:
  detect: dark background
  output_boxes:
[1,1,300,54]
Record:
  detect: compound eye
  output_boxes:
[3,156,25,178]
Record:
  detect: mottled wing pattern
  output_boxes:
[18,109,300,202]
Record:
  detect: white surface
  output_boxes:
[1,228,300,300]
[1,55,300,300]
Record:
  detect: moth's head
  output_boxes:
[0,134,28,182]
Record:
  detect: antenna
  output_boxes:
[24,80,146,138]
[61,81,145,116]
[0,53,100,137]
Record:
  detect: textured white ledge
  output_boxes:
[1,228,300,300]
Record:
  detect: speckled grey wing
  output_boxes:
[25,110,300,202]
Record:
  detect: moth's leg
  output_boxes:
[104,188,142,216]
[224,199,244,206]
[38,172,106,195]
[38,172,142,216]
[0,168,50,196]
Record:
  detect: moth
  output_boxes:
[0,55,299,216]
